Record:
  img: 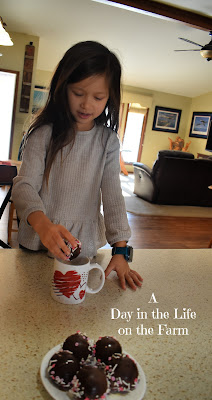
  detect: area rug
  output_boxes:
[120,173,212,218]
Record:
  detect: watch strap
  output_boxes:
[112,246,133,262]
[112,247,128,256]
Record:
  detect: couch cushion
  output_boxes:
[154,157,212,206]
[152,151,195,184]
[133,162,152,176]
[157,150,195,160]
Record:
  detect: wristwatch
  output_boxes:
[112,245,133,262]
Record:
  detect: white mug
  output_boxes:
[51,256,105,304]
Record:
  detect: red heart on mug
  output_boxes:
[79,290,85,299]
[53,270,81,298]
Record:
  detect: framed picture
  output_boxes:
[152,106,182,133]
[32,86,48,113]
[189,112,212,139]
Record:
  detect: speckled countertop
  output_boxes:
[0,249,211,400]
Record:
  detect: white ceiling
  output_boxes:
[1,0,212,98]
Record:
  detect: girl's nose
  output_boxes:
[81,96,89,109]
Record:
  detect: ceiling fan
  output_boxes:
[175,30,212,61]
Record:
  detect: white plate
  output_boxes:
[40,344,146,400]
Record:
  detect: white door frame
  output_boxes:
[0,69,19,159]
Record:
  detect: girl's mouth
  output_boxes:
[77,111,91,119]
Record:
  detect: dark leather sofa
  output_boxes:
[133,150,212,207]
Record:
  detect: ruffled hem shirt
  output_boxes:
[12,124,131,258]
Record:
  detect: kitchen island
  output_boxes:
[0,248,211,399]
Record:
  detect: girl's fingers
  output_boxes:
[53,246,68,261]
[55,225,80,258]
[104,263,115,278]
[41,225,78,260]
[129,268,143,280]
[125,274,137,290]
[117,273,127,290]
[130,269,143,284]
[59,225,78,247]
[42,236,68,260]
[129,271,143,287]
[105,258,143,291]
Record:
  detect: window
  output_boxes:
[120,103,147,163]
[0,69,19,159]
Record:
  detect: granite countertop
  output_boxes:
[0,248,211,400]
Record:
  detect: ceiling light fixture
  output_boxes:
[200,31,212,60]
[177,31,212,61]
[0,16,13,46]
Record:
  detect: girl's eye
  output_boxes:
[73,92,83,97]
[95,97,103,101]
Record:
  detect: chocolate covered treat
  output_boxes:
[94,336,122,365]
[62,332,92,363]
[106,354,139,393]
[71,365,108,399]
[46,334,141,397]
[64,239,81,261]
[47,350,80,391]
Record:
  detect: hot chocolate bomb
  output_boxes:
[47,333,139,398]
[62,332,92,363]
[106,353,139,393]
[94,336,122,365]
[64,239,81,261]
[72,365,108,400]
[48,350,80,391]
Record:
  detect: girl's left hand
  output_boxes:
[104,255,143,290]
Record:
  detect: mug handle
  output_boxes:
[86,263,105,294]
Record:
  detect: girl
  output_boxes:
[12,41,143,291]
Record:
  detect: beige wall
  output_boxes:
[184,91,212,158]
[121,86,212,171]
[121,86,192,171]
[139,90,191,168]
[1,31,212,164]
[35,69,53,89]
[0,31,39,159]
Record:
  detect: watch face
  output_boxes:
[128,246,133,262]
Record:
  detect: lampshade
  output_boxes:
[200,49,212,59]
[200,32,212,61]
[0,17,13,46]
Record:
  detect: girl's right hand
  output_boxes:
[27,211,78,260]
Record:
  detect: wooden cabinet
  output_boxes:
[19,43,35,113]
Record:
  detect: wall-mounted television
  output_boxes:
[206,120,212,152]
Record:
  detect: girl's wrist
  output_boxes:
[28,211,50,233]
[112,241,127,248]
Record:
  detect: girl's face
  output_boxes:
[67,74,109,131]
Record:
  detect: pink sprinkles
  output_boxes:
[47,334,140,398]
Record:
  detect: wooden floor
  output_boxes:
[1,211,212,250]
[127,212,212,249]
[1,186,212,249]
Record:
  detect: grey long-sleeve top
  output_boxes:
[12,124,131,257]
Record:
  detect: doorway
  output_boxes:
[120,103,148,164]
[0,69,19,160]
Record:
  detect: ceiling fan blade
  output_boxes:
[174,49,200,52]
[178,37,202,47]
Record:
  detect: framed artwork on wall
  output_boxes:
[32,86,48,113]
[152,106,182,133]
[189,111,212,139]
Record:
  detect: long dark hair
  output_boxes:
[28,41,122,181]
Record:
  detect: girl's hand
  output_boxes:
[104,255,143,290]
[27,211,78,261]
